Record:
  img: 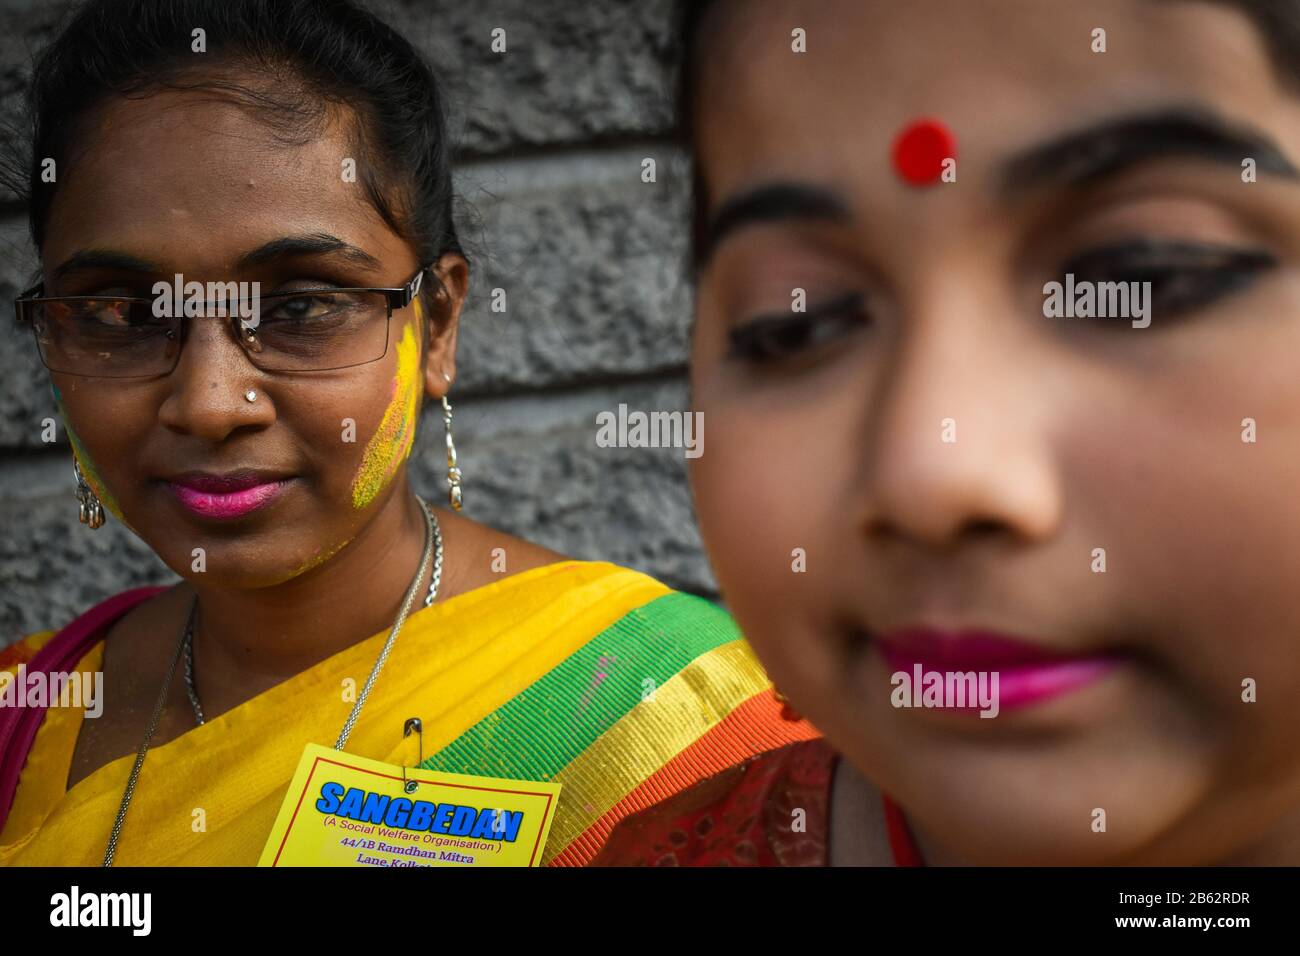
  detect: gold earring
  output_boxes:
[73,458,105,530]
[442,375,463,511]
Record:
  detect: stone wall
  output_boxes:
[0,0,712,644]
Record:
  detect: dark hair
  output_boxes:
[673,0,720,268]
[673,0,1300,265]
[5,0,462,275]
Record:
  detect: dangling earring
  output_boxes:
[73,457,105,530]
[442,374,463,511]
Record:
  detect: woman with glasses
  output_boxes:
[0,0,815,867]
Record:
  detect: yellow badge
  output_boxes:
[259,743,562,867]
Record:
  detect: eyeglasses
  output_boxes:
[13,264,432,378]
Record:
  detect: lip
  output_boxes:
[164,470,294,520]
[874,627,1123,713]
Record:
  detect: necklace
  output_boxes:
[102,495,442,866]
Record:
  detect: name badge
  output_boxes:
[259,743,561,867]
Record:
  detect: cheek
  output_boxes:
[1111,355,1300,723]
[349,316,422,510]
[690,393,850,680]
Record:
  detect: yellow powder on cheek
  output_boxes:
[350,318,422,510]
[283,534,353,580]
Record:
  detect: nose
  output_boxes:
[856,272,1063,549]
[156,315,274,441]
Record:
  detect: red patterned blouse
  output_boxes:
[590,737,924,866]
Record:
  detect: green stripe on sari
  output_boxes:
[419,591,742,781]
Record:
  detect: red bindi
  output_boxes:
[891,118,957,187]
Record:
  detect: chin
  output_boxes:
[148,538,307,589]
[927,797,1183,865]
[826,703,1215,864]
[932,762,1208,864]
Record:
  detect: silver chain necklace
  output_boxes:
[102,496,442,866]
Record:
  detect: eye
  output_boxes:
[262,287,348,323]
[62,298,159,329]
[1057,240,1277,324]
[727,291,869,363]
[265,295,325,322]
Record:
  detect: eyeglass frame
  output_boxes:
[12,263,435,379]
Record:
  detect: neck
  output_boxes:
[181,488,430,716]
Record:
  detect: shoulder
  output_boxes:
[509,561,748,675]
[590,738,837,866]
[1,584,178,675]
[433,509,570,600]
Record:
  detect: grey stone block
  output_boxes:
[0,213,56,450]
[453,148,692,396]
[402,0,679,156]
[0,0,77,204]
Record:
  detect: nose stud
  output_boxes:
[245,390,257,403]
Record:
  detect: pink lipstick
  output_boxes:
[165,471,292,520]
[875,628,1121,713]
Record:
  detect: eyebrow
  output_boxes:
[48,233,383,285]
[697,182,852,264]
[49,249,159,285]
[233,233,383,271]
[1000,106,1300,196]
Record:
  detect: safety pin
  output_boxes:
[401,717,424,794]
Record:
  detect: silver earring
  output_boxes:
[442,383,463,512]
[73,458,105,530]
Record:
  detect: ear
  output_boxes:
[421,252,468,400]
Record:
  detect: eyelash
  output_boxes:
[1057,241,1277,321]
[727,291,869,363]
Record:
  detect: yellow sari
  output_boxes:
[0,560,818,866]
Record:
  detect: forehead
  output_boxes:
[695,0,1280,211]
[43,81,394,273]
